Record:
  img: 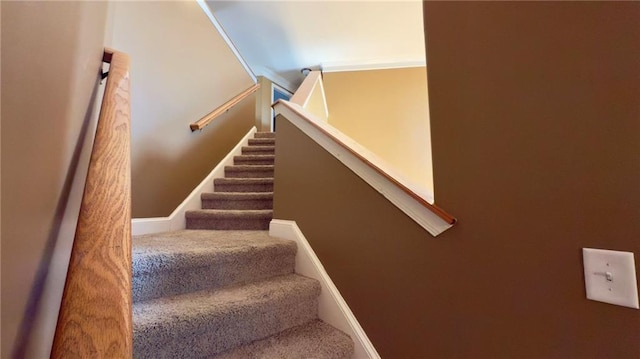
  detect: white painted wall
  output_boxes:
[208,0,425,89]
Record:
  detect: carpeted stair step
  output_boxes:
[213,320,354,359]
[202,192,273,210]
[132,230,295,302]
[248,138,276,146]
[254,132,276,139]
[225,165,274,178]
[214,177,273,192]
[133,274,320,358]
[186,209,273,230]
[242,145,275,155]
[234,154,275,165]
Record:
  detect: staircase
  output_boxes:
[132,132,354,358]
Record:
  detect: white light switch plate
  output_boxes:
[583,248,639,309]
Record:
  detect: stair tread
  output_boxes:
[202,192,274,200]
[235,154,275,159]
[214,177,274,183]
[242,145,275,150]
[133,230,293,272]
[234,155,276,165]
[134,275,320,357]
[186,209,273,219]
[248,138,276,145]
[213,320,354,359]
[134,274,318,325]
[226,165,274,170]
[132,230,295,301]
[254,132,276,138]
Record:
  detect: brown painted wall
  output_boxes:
[1,2,109,357]
[273,2,640,357]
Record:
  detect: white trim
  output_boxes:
[270,82,293,132]
[254,65,297,94]
[131,127,257,235]
[322,59,426,73]
[317,76,330,119]
[196,0,257,83]
[274,102,452,236]
[272,81,293,98]
[269,220,380,359]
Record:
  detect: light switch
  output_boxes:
[583,248,639,309]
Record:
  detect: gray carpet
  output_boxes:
[132,230,296,302]
[201,192,274,210]
[224,165,274,178]
[213,320,355,359]
[213,177,274,192]
[133,132,354,358]
[233,154,276,165]
[134,274,321,358]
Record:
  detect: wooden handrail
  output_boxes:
[52,48,132,358]
[279,71,456,225]
[190,83,260,131]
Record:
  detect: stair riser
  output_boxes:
[241,146,275,155]
[248,139,275,146]
[203,198,273,210]
[225,169,275,178]
[133,253,294,302]
[254,132,276,139]
[134,298,319,358]
[186,217,271,230]
[214,183,274,192]
[234,157,275,166]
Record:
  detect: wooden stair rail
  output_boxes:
[52,48,133,358]
[190,83,260,131]
[284,71,456,226]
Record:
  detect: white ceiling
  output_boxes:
[206,1,426,91]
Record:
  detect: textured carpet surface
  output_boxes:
[248,138,276,146]
[254,132,276,138]
[185,209,273,230]
[201,192,274,210]
[133,132,354,358]
[214,177,274,193]
[241,145,275,154]
[134,274,320,358]
[132,230,295,302]
[213,320,354,359]
[225,165,275,178]
[233,154,276,165]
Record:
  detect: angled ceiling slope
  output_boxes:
[206,0,426,91]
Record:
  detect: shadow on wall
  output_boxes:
[131,95,255,218]
[12,76,103,358]
[1,1,109,357]
[207,0,305,89]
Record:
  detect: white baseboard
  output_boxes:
[131,127,257,235]
[269,219,380,359]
